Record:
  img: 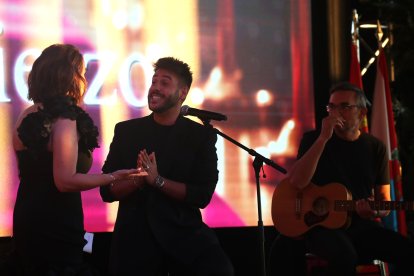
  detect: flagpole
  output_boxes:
[388,22,395,82]
[350,9,369,133]
[375,20,384,46]
[351,9,360,61]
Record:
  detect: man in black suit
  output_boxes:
[100,57,234,276]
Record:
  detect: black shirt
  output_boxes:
[298,131,389,200]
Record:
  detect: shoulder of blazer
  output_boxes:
[114,115,152,132]
[177,116,216,143]
[178,116,211,134]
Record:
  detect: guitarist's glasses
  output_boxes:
[326,103,360,112]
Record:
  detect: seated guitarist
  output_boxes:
[268,82,414,276]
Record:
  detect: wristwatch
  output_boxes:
[155,175,165,189]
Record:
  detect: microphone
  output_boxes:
[180,105,227,121]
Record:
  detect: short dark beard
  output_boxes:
[150,89,180,113]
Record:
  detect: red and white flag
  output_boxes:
[370,48,407,235]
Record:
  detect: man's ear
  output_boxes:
[359,107,368,118]
[180,86,189,102]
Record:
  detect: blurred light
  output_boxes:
[112,10,128,30]
[0,22,4,36]
[382,38,389,48]
[14,49,41,103]
[146,43,165,62]
[254,146,271,159]
[361,68,367,76]
[0,49,10,102]
[128,3,144,30]
[215,133,225,195]
[210,67,222,84]
[359,24,387,29]
[256,89,272,106]
[177,32,187,43]
[252,119,295,162]
[83,52,118,105]
[268,119,295,155]
[360,38,389,76]
[101,0,111,15]
[188,87,205,105]
[118,52,152,107]
[203,67,224,99]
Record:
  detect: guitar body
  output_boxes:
[271,179,352,238]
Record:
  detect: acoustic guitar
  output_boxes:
[271,178,413,238]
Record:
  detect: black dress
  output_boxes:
[12,96,99,275]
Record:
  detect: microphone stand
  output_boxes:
[201,119,287,276]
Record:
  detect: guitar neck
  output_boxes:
[335,200,414,211]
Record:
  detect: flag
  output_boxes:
[349,42,369,133]
[370,48,407,235]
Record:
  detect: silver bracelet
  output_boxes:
[108,173,116,187]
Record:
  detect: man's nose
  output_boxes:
[149,84,159,92]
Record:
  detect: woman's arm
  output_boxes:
[52,118,135,192]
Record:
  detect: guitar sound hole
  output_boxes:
[304,196,330,227]
[312,197,329,216]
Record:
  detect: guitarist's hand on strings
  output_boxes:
[355,197,377,219]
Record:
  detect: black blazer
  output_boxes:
[100,114,220,264]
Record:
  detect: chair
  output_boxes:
[267,234,389,276]
[306,253,388,276]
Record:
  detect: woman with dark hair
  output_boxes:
[11,44,137,275]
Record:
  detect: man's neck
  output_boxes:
[335,128,361,141]
[153,108,180,126]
